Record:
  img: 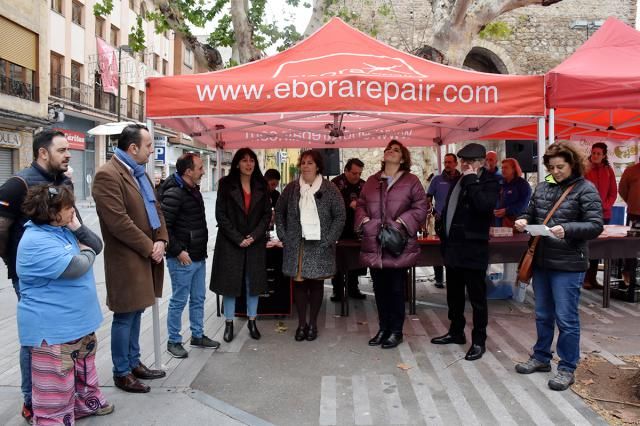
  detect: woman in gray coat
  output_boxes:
[275,150,346,341]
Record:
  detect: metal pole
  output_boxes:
[215,147,222,189]
[548,108,555,145]
[116,47,122,122]
[537,117,546,183]
[146,118,164,371]
[436,144,443,174]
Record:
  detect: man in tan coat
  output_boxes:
[93,124,169,393]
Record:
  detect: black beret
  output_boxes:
[457,143,486,160]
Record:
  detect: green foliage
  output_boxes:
[93,0,113,17]
[128,16,146,52]
[377,4,391,17]
[209,14,234,48]
[479,21,512,40]
[277,24,303,52]
[225,58,239,68]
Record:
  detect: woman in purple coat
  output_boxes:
[355,140,428,349]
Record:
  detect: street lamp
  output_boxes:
[569,19,605,38]
[116,44,133,122]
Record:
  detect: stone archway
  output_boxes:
[463,46,509,74]
[462,40,518,75]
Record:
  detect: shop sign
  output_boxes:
[0,130,21,148]
[154,135,167,164]
[54,128,85,150]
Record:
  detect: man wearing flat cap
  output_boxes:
[431,143,499,361]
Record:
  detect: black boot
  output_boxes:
[247,319,261,340]
[223,320,234,343]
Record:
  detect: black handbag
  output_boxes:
[376,177,407,257]
[377,224,407,257]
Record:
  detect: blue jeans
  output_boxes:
[166,258,206,343]
[532,267,584,372]
[13,278,31,406]
[111,310,143,377]
[223,275,259,320]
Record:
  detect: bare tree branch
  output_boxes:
[304,0,331,37]
[157,1,223,70]
[430,0,565,66]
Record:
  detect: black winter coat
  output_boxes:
[210,175,271,297]
[520,174,603,272]
[438,169,499,270]
[158,174,208,261]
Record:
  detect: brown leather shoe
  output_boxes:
[113,374,150,393]
[131,363,166,380]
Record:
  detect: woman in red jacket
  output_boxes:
[584,142,617,288]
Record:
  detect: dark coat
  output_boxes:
[92,157,169,313]
[0,162,77,279]
[519,174,603,271]
[331,173,365,240]
[158,174,208,261]
[275,179,346,279]
[438,169,500,270]
[210,175,271,297]
[355,171,428,269]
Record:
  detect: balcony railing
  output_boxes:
[50,73,143,119]
[50,74,92,108]
[0,75,38,102]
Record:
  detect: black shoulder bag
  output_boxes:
[376,177,408,257]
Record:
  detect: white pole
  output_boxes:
[145,118,164,371]
[537,117,546,183]
[549,108,555,145]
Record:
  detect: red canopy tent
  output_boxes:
[146,18,544,149]
[486,17,640,142]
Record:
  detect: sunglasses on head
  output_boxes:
[48,186,59,199]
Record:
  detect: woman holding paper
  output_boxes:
[514,142,603,391]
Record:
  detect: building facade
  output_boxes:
[0,1,50,182]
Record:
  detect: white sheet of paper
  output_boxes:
[525,224,557,238]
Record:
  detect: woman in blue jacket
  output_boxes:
[494,158,531,228]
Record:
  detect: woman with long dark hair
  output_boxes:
[355,140,428,349]
[583,142,617,288]
[275,150,345,341]
[210,148,272,342]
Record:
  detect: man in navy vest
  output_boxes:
[0,129,74,422]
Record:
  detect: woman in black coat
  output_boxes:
[210,148,272,342]
[514,142,603,392]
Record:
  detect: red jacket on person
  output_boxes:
[585,162,617,220]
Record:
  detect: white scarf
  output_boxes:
[299,174,323,240]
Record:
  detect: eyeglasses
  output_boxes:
[48,186,59,199]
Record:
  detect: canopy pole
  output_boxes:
[436,144,443,173]
[537,117,546,183]
[145,118,164,372]
[215,148,222,190]
[549,108,555,144]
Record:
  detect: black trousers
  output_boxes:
[434,266,444,283]
[331,270,361,294]
[445,266,488,345]
[370,268,406,334]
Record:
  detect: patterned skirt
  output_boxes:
[31,333,108,425]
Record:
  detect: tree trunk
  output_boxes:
[230,0,262,64]
[304,0,331,37]
[429,0,563,66]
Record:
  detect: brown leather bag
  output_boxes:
[517,184,576,284]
